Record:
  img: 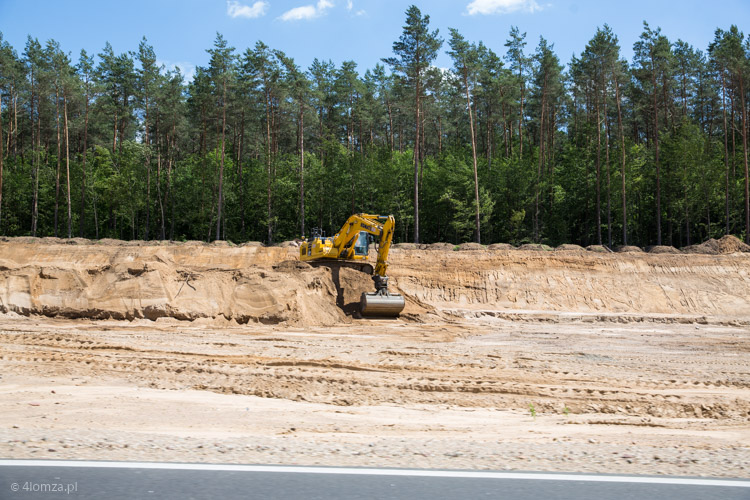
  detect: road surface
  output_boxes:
[1,460,748,499]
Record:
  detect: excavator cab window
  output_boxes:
[353,231,369,256]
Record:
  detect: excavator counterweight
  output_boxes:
[299,214,405,317]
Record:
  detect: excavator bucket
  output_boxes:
[360,292,405,317]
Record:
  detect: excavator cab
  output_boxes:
[353,232,369,256]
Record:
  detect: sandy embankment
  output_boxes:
[0,239,749,323]
[0,239,749,476]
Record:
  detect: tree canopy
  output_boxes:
[0,8,749,247]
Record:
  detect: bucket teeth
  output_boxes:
[360,293,405,317]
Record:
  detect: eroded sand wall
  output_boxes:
[0,241,749,323]
[388,249,750,317]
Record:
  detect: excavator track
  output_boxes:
[306,260,374,276]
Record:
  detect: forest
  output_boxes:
[0,6,748,247]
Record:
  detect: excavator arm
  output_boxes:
[328,213,394,277]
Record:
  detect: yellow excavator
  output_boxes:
[299,214,405,317]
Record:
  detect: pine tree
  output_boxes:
[136,37,161,239]
[447,28,481,243]
[77,49,95,237]
[207,33,235,241]
[634,22,672,245]
[383,5,442,243]
[276,50,312,238]
[531,36,563,243]
[505,26,529,158]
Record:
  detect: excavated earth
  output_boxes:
[0,238,749,477]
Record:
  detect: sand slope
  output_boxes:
[1,240,748,323]
[1,239,749,476]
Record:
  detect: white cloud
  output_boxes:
[280,6,315,20]
[227,0,268,19]
[346,0,365,15]
[279,0,333,21]
[158,60,196,83]
[466,0,542,15]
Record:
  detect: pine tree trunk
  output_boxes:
[157,115,166,241]
[64,92,72,238]
[93,190,99,239]
[31,79,39,236]
[266,88,273,245]
[300,103,305,237]
[502,102,509,157]
[705,182,711,239]
[573,93,578,147]
[79,81,89,237]
[387,102,394,152]
[740,76,749,244]
[463,68,481,244]
[536,94,545,244]
[145,159,151,240]
[170,123,177,240]
[614,69,627,246]
[54,82,61,237]
[239,110,246,236]
[12,84,17,156]
[685,161,691,246]
[112,110,117,154]
[145,99,151,240]
[414,72,421,244]
[420,102,425,197]
[486,106,492,171]
[605,97,612,248]
[158,132,165,241]
[170,146,176,241]
[548,107,556,213]
[665,67,673,246]
[652,63,661,245]
[438,116,442,154]
[595,79,602,246]
[722,74,729,234]
[3,91,8,160]
[200,110,207,228]
[4,86,9,158]
[518,63,525,158]
[216,76,226,241]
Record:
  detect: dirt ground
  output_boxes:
[0,239,749,477]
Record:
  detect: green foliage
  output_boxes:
[509,209,526,245]
[0,17,748,247]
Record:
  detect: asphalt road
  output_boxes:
[1,460,748,500]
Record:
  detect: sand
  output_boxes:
[3,238,749,323]
[0,238,749,476]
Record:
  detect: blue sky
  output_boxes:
[1,0,748,81]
